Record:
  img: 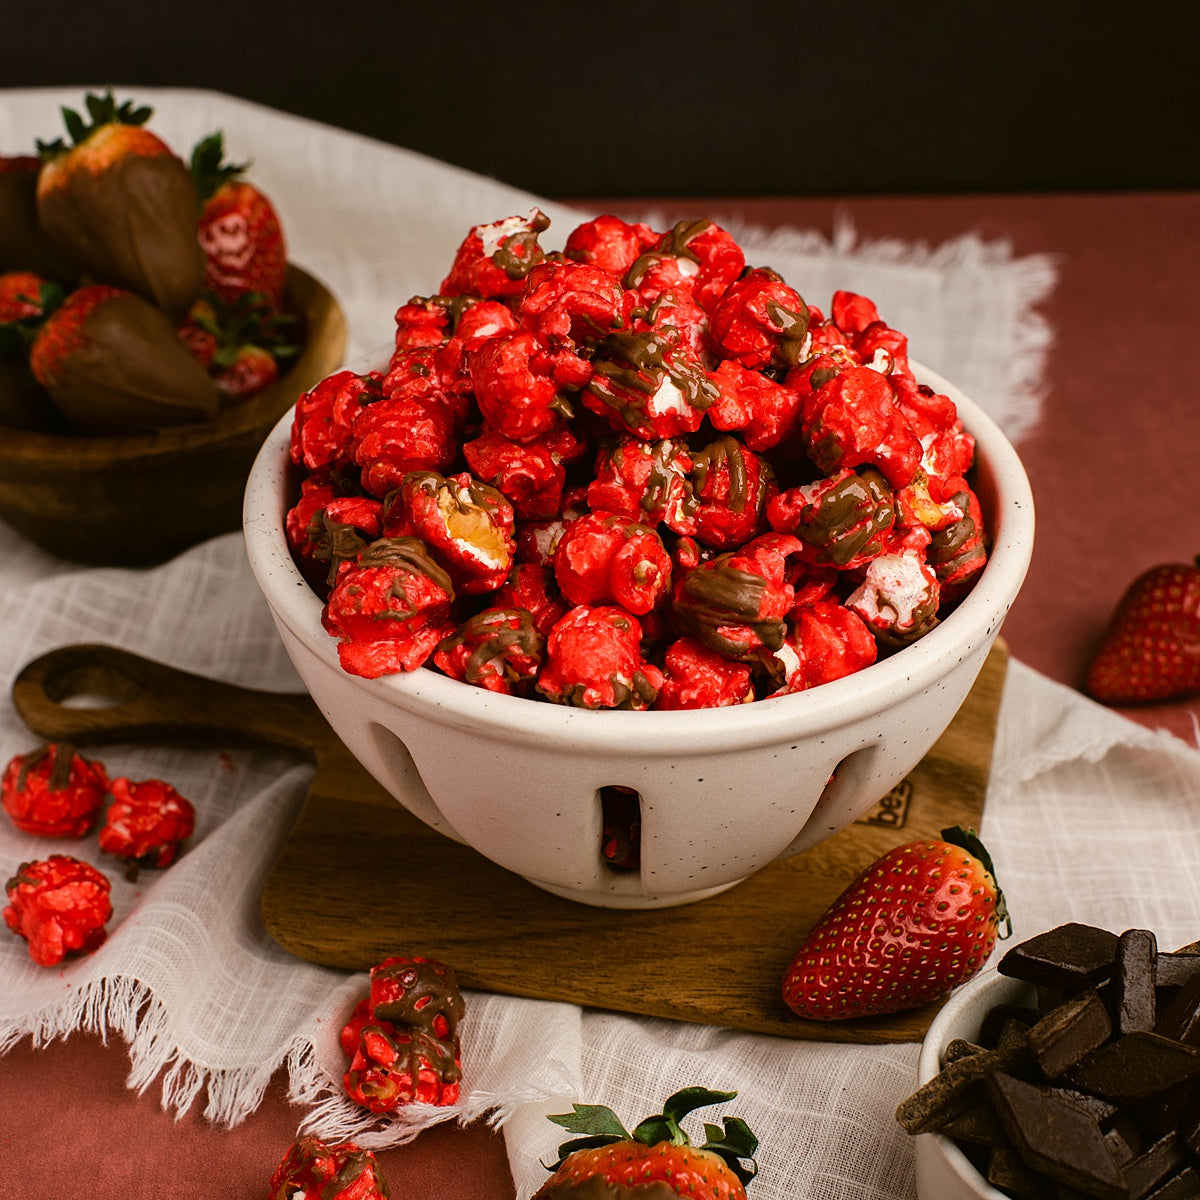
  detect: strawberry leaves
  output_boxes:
[544,1087,759,1183]
[189,131,249,204]
[38,90,153,160]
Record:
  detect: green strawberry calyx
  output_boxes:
[544,1086,759,1184]
[940,824,1011,940]
[37,90,153,160]
[189,290,297,366]
[189,131,250,204]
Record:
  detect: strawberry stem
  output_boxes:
[941,824,1011,939]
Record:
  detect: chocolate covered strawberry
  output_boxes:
[190,131,287,309]
[36,91,204,316]
[782,825,1008,1021]
[1085,556,1200,705]
[30,283,219,431]
[534,1087,759,1199]
[0,155,75,278]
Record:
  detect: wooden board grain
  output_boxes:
[12,640,1008,1044]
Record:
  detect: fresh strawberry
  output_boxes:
[29,283,219,432]
[1085,557,1200,705]
[0,271,61,330]
[190,131,287,309]
[179,289,297,400]
[534,1086,758,1200]
[782,825,1008,1021]
[35,91,204,316]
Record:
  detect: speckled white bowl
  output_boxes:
[914,968,1034,1199]
[243,359,1033,909]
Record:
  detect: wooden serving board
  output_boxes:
[12,639,1008,1045]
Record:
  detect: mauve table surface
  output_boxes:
[3,190,1197,1199]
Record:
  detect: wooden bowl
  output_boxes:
[0,264,347,566]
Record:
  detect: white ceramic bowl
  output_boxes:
[914,967,1034,1199]
[243,360,1034,909]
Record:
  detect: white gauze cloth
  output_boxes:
[6,87,1196,1200]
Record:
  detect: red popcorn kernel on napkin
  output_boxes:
[339,956,466,1114]
[98,776,196,874]
[268,1134,390,1200]
[4,854,113,966]
[287,210,994,706]
[1,741,109,838]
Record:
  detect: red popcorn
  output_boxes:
[433,606,544,695]
[845,549,942,646]
[462,424,585,520]
[671,532,803,662]
[776,597,878,693]
[286,211,991,700]
[268,1135,389,1200]
[339,955,466,1113]
[491,561,569,635]
[350,394,458,498]
[708,266,811,373]
[290,369,370,471]
[767,466,896,570]
[801,365,923,489]
[4,854,112,967]
[440,208,550,299]
[322,537,457,678]
[553,510,672,616]
[98,777,196,871]
[626,218,746,313]
[286,472,383,592]
[563,213,658,277]
[536,605,664,710]
[583,325,717,441]
[383,470,515,594]
[1,742,108,838]
[587,435,694,528]
[654,637,755,710]
[517,258,628,347]
[707,357,805,453]
[469,330,574,442]
[683,435,777,550]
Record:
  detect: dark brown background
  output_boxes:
[5,0,1197,198]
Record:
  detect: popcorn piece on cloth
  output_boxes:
[4,854,113,967]
[268,1135,390,1200]
[536,605,664,710]
[339,955,466,1113]
[322,537,457,678]
[98,777,196,871]
[1,742,109,837]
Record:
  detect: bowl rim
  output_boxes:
[243,357,1035,752]
[0,262,346,464]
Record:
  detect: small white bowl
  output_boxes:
[914,968,1036,1199]
[243,361,1034,909]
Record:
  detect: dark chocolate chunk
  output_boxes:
[1115,929,1159,1035]
[1123,1132,1185,1200]
[943,1098,1007,1147]
[1155,949,1200,989]
[942,1037,987,1064]
[1028,990,1113,1079]
[999,1017,1034,1051]
[1143,1165,1198,1199]
[982,1002,1043,1047]
[1045,1085,1119,1123]
[985,1071,1129,1199]
[987,1143,1058,1199]
[999,923,1120,992]
[1064,1032,1200,1104]
[1103,1124,1136,1167]
[1155,971,1200,1046]
[896,1045,1029,1134]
